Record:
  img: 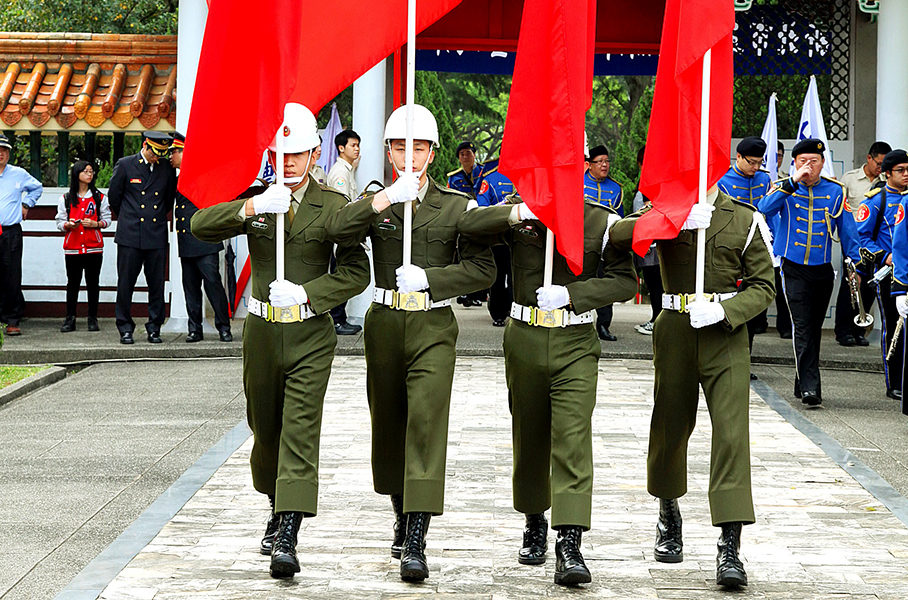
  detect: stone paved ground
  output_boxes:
[98,357,908,599]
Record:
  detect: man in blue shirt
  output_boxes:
[0,134,43,336]
[760,138,860,406]
[476,161,515,326]
[584,145,623,340]
[888,162,908,416]
[855,149,908,402]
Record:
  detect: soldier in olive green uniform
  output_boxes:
[609,188,775,588]
[325,104,496,582]
[191,104,370,579]
[458,197,637,586]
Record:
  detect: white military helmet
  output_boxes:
[383,104,439,147]
[269,103,320,154]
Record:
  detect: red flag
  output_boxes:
[180,0,462,209]
[632,0,734,257]
[499,0,597,275]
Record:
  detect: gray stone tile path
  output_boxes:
[97,357,908,599]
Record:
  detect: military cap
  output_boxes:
[172,131,185,150]
[456,141,475,154]
[881,149,908,173]
[588,145,609,160]
[791,138,825,158]
[142,131,173,157]
[736,136,766,158]
[0,133,11,150]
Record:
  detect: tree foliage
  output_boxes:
[0,0,178,34]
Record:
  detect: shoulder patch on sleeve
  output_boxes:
[855,203,871,222]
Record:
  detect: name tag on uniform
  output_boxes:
[251,221,269,230]
[378,222,397,231]
[517,225,538,237]
[130,178,142,184]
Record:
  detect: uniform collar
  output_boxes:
[885,183,908,196]
[290,178,311,204]
[731,164,751,179]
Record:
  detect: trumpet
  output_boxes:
[844,258,873,328]
[888,317,904,361]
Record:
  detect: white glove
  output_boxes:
[269,279,308,307]
[681,203,715,230]
[517,203,539,221]
[384,172,420,205]
[252,185,291,215]
[687,300,725,328]
[897,295,908,320]
[536,285,571,311]
[396,264,429,293]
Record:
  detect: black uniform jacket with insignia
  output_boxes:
[190,183,369,315]
[457,200,638,313]
[174,188,223,258]
[324,177,496,301]
[108,153,177,249]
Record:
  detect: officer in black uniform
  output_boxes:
[171,132,232,342]
[108,131,177,344]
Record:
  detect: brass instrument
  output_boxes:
[888,317,904,361]
[844,258,873,328]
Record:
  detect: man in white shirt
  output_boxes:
[326,129,362,334]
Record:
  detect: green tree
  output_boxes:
[0,0,178,34]
[415,71,458,183]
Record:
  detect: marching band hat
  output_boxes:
[172,132,185,150]
[881,149,908,172]
[588,145,609,160]
[736,136,766,158]
[456,141,475,154]
[791,138,825,158]
[143,131,173,157]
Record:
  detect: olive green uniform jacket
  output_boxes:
[458,201,637,528]
[191,182,370,515]
[324,177,496,514]
[609,192,775,525]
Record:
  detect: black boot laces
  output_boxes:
[524,515,546,548]
[405,514,428,555]
[719,526,743,569]
[559,527,583,562]
[274,513,300,553]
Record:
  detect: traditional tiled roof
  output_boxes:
[0,33,177,132]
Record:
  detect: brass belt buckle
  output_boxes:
[530,307,564,328]
[393,291,428,311]
[271,304,301,323]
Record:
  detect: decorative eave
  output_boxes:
[0,33,177,134]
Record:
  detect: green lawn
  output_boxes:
[0,366,50,390]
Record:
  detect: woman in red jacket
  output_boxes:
[55,161,111,332]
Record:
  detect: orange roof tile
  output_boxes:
[0,33,177,132]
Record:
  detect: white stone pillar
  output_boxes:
[163,0,211,334]
[346,58,390,324]
[876,1,908,147]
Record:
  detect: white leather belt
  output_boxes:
[509,302,595,328]
[372,287,452,311]
[248,296,317,323]
[662,292,737,313]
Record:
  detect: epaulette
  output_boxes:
[771,176,791,187]
[481,164,500,176]
[584,198,618,213]
[438,186,472,199]
[447,167,464,177]
[320,186,350,202]
[730,198,758,211]
[864,187,883,199]
[821,175,847,190]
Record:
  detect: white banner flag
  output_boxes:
[760,93,779,181]
[793,75,835,178]
[317,102,343,172]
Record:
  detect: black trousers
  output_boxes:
[116,245,167,335]
[834,262,875,340]
[641,264,663,322]
[0,223,24,325]
[774,267,792,335]
[781,259,835,396]
[65,253,103,318]
[181,253,231,334]
[488,245,512,321]
[875,277,904,394]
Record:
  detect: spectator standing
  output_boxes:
[171,132,232,343]
[447,141,483,194]
[55,160,110,332]
[0,133,42,336]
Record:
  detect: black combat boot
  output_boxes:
[399,512,431,581]
[259,495,278,555]
[554,526,591,586]
[391,493,407,559]
[716,522,747,588]
[517,512,548,565]
[654,498,683,563]
[60,315,76,333]
[269,511,303,578]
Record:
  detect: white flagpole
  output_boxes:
[695,48,711,301]
[544,229,554,287]
[276,117,286,281]
[402,0,416,267]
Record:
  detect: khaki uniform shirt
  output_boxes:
[840,166,882,214]
[327,158,358,201]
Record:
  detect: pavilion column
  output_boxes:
[347,58,389,324]
[163,0,210,334]
[876,1,908,147]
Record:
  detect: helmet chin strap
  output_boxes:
[387,142,431,181]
